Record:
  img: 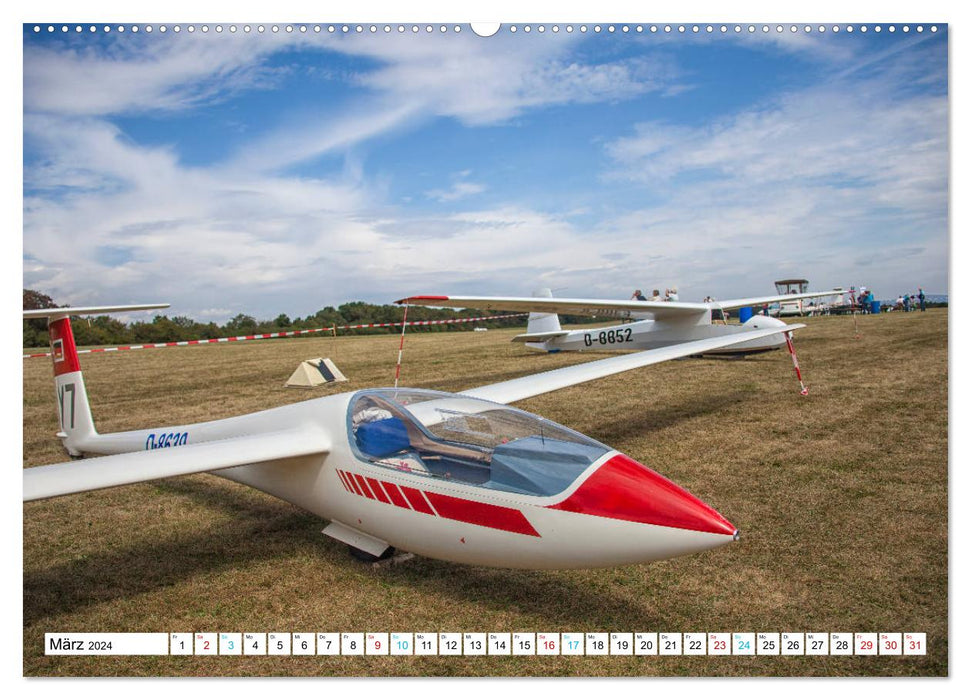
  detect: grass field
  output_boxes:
[22,310,948,676]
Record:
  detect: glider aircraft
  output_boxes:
[23,304,803,570]
[397,288,842,356]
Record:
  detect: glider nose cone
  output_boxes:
[634,462,738,538]
[621,455,738,538]
[551,454,737,537]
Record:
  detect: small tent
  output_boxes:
[285,357,348,388]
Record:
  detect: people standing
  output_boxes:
[632,289,647,301]
[918,288,926,312]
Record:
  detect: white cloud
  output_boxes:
[226,100,426,174]
[22,28,948,320]
[359,207,627,299]
[425,176,486,202]
[22,111,383,320]
[220,33,685,174]
[607,84,947,198]
[23,30,696,320]
[344,33,681,126]
[26,31,686,177]
[599,71,948,298]
[24,111,625,320]
[24,33,298,117]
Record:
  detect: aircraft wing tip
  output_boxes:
[396,295,450,304]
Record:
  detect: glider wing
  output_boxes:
[23,303,170,320]
[399,291,843,320]
[23,428,330,501]
[710,290,845,310]
[462,325,805,405]
[397,294,709,322]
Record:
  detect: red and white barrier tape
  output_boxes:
[334,312,524,332]
[23,313,527,359]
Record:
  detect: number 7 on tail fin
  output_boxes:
[24,304,169,456]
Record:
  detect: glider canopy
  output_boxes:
[350,389,608,497]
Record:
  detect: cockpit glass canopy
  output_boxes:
[349,389,610,497]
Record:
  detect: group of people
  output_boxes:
[628,285,931,314]
[894,288,927,312]
[632,288,679,302]
[853,288,877,313]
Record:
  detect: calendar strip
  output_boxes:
[45,632,927,656]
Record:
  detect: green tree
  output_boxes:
[226,313,257,331]
[23,289,58,348]
[23,289,58,310]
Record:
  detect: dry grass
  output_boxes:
[22,311,948,676]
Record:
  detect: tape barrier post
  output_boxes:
[393,304,409,389]
[850,288,861,339]
[785,332,809,396]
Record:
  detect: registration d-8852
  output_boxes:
[583,327,633,347]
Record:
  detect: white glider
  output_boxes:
[24,304,802,570]
[396,289,840,356]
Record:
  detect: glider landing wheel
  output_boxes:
[348,545,395,563]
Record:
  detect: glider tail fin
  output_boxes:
[47,314,97,456]
[525,288,562,351]
[24,303,168,457]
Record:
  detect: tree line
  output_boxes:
[22,289,528,349]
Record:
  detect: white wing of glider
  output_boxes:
[707,290,845,310]
[462,324,805,405]
[397,291,842,321]
[23,303,170,319]
[397,294,710,322]
[24,428,330,501]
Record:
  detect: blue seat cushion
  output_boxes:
[356,417,412,458]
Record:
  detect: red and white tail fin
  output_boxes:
[24,304,169,456]
[48,313,96,455]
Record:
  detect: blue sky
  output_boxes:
[22,22,949,322]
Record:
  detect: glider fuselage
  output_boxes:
[57,383,737,569]
[526,316,790,355]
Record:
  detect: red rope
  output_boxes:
[785,332,809,396]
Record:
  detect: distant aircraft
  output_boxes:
[396,288,842,356]
[23,304,800,570]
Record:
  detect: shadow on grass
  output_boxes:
[25,477,670,630]
[412,353,601,393]
[23,509,323,627]
[593,389,753,445]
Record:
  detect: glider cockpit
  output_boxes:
[349,389,609,497]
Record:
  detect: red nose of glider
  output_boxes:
[549,454,737,537]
